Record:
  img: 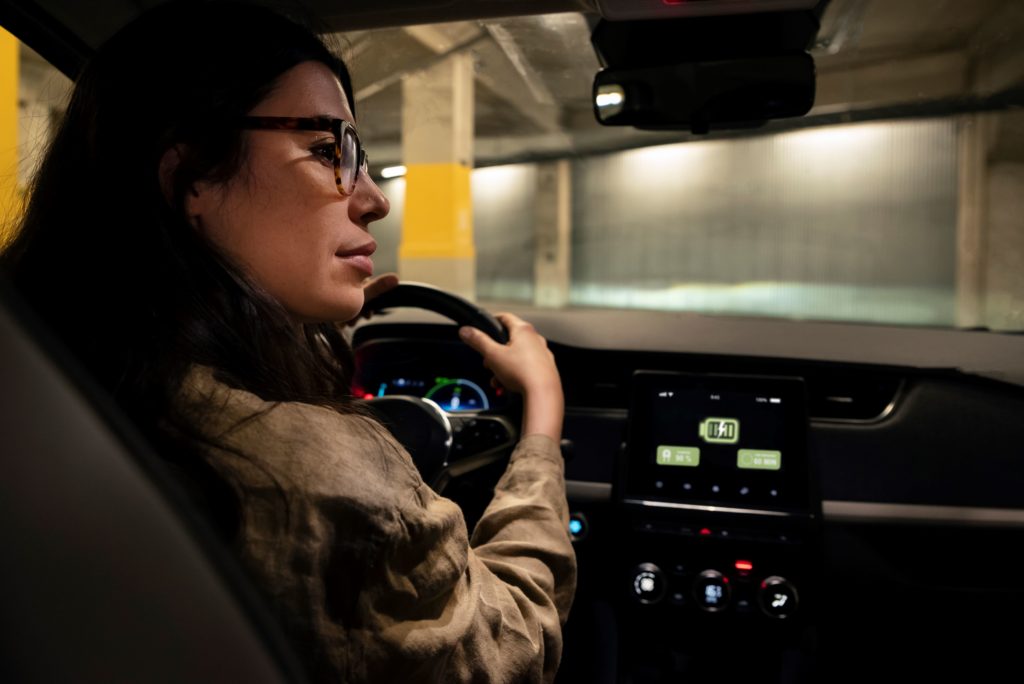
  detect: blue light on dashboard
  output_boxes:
[377,383,387,397]
[568,512,587,541]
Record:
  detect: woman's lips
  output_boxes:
[336,241,376,277]
[339,253,373,276]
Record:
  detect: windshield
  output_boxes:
[8,0,1024,332]
[342,0,1024,332]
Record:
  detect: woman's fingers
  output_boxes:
[346,273,399,326]
[458,325,503,359]
[363,273,400,302]
[461,312,563,439]
[460,313,559,396]
[495,312,536,340]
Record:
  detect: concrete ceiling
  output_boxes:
[339,0,1024,168]
[19,0,1024,168]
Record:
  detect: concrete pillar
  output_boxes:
[0,28,19,247]
[954,114,991,328]
[398,53,476,300]
[533,160,572,308]
[985,162,1024,330]
[982,110,1024,331]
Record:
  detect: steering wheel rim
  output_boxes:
[364,282,509,344]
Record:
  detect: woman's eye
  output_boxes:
[311,143,335,164]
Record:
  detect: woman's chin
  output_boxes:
[285,293,364,325]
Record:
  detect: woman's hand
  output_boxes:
[346,273,400,326]
[459,313,564,441]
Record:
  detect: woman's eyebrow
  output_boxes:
[320,111,357,125]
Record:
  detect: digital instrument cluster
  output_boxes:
[356,376,494,413]
[352,336,506,415]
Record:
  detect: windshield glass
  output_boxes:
[8,0,1023,332]
[342,0,1024,332]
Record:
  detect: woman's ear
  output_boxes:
[159,145,207,226]
[158,145,183,203]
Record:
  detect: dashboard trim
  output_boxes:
[808,379,905,425]
[822,500,1024,527]
[622,497,799,518]
[569,481,1024,528]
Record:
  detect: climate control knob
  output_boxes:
[758,575,799,619]
[693,569,731,612]
[631,563,666,605]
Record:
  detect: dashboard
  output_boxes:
[352,314,1024,683]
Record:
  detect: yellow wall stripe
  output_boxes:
[399,162,475,260]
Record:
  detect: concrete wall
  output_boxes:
[569,119,958,325]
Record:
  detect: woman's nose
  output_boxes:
[350,171,390,227]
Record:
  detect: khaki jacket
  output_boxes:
[178,367,577,683]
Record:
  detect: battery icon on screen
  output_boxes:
[699,417,739,444]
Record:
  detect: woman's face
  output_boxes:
[188,61,390,323]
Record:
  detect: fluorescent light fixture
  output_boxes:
[380,165,407,179]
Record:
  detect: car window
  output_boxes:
[5,1,1022,333]
[338,1,1024,332]
[0,27,72,247]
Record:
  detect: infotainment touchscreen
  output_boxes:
[621,371,810,512]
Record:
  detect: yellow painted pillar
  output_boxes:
[399,52,476,299]
[0,28,20,247]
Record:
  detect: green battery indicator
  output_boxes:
[699,417,739,444]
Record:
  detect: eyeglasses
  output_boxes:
[238,116,368,196]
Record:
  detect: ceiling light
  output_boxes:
[380,165,407,179]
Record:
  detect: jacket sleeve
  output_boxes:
[344,433,578,684]
[189,384,577,684]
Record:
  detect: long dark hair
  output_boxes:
[6,0,360,415]
[4,1,364,532]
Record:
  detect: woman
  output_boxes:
[3,1,575,682]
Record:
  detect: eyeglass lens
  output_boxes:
[339,127,359,195]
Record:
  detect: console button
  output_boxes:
[568,512,588,542]
[632,563,666,605]
[758,576,799,619]
[693,569,730,612]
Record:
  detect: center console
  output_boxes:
[615,371,821,682]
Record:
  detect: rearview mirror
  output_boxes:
[593,53,816,134]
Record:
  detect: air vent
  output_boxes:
[805,373,903,422]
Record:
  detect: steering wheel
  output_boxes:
[358,283,518,495]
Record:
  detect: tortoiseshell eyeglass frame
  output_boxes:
[238,116,368,196]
